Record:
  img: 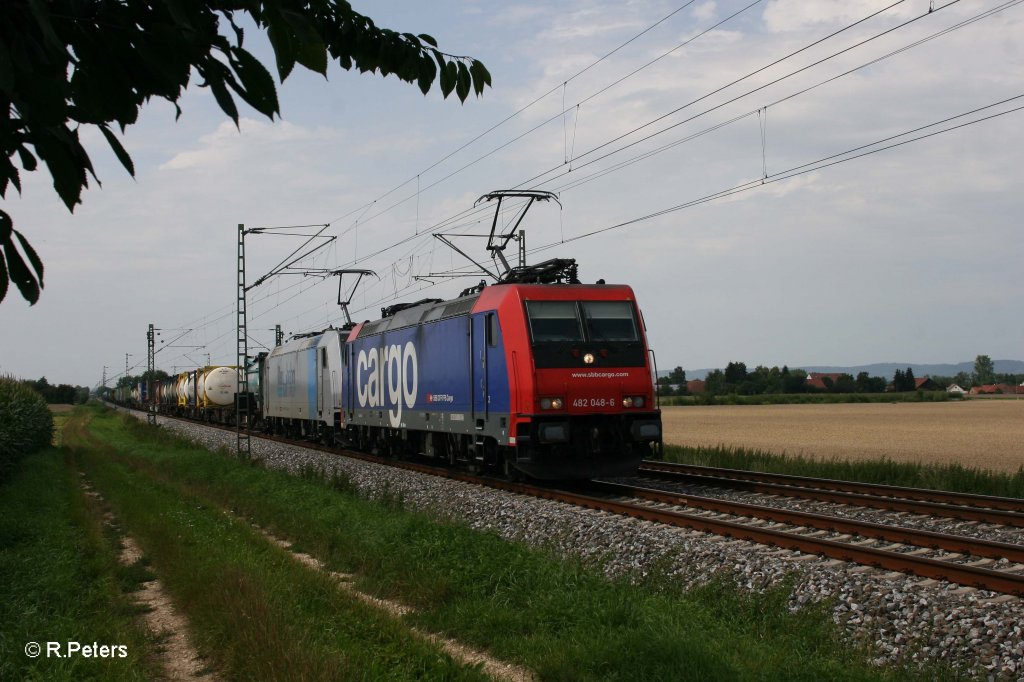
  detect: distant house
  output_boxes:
[686,379,706,394]
[805,372,845,391]
[914,377,938,390]
[969,384,1021,395]
[946,383,966,394]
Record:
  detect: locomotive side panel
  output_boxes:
[315,330,345,427]
[344,312,511,442]
[264,337,320,421]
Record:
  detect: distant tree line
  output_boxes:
[929,355,1022,390]
[660,354,1022,398]
[704,363,815,396]
[22,377,90,404]
[115,370,170,389]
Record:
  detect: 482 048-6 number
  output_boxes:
[572,397,616,408]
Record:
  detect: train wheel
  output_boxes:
[501,452,522,482]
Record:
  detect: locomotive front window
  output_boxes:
[526,301,584,342]
[582,301,639,342]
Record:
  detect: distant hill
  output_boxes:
[668,360,1024,381]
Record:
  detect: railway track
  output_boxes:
[137,409,1024,596]
[638,460,1024,522]
[578,479,1024,596]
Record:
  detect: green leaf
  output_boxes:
[26,0,64,53]
[456,61,470,101]
[0,250,8,304]
[418,33,438,48]
[32,127,90,211]
[98,125,135,177]
[204,64,240,125]
[162,0,195,31]
[13,230,43,289]
[417,54,436,96]
[433,49,447,81]
[0,210,11,243]
[0,156,20,196]
[3,237,40,305]
[470,59,492,95]
[0,40,13,94]
[439,59,457,98]
[230,46,279,118]
[281,10,328,76]
[17,146,38,173]
[266,16,297,81]
[14,230,43,284]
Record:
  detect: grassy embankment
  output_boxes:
[663,443,1024,499]
[20,404,962,681]
[0,442,154,680]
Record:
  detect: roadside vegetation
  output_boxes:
[64,411,485,681]
[0,448,154,681]
[44,404,960,681]
[0,375,54,482]
[664,444,1024,499]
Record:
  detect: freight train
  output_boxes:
[115,259,663,480]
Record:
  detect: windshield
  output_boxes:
[582,301,639,342]
[525,301,584,342]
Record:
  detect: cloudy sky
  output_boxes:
[2,0,1022,387]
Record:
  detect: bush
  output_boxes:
[0,376,54,481]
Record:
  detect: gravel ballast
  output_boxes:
[120,408,1024,679]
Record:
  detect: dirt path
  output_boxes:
[661,400,1024,473]
[79,476,218,681]
[258,527,536,682]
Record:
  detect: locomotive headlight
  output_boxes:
[583,353,595,365]
[551,398,564,409]
[633,396,645,408]
[540,398,551,409]
[622,397,634,408]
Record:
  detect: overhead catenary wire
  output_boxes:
[527,94,1024,252]
[152,0,867,348]
[257,94,1024,337]
[149,0,1016,368]
[322,0,701,228]
[316,0,929,277]
[537,0,1023,197]
[322,0,767,241]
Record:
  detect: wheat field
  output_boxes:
[661,400,1024,473]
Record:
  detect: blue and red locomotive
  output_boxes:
[257,259,661,479]
[137,258,662,480]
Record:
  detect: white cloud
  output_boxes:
[761,0,916,34]
[693,2,717,23]
[160,118,342,171]
[4,0,1023,385]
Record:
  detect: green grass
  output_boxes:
[71,404,963,681]
[65,410,488,682]
[663,444,1024,499]
[0,449,154,681]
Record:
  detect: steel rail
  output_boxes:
[640,461,1024,512]
[588,479,1024,563]
[637,462,1024,528]
[501,481,1024,596]
[142,411,1024,595]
